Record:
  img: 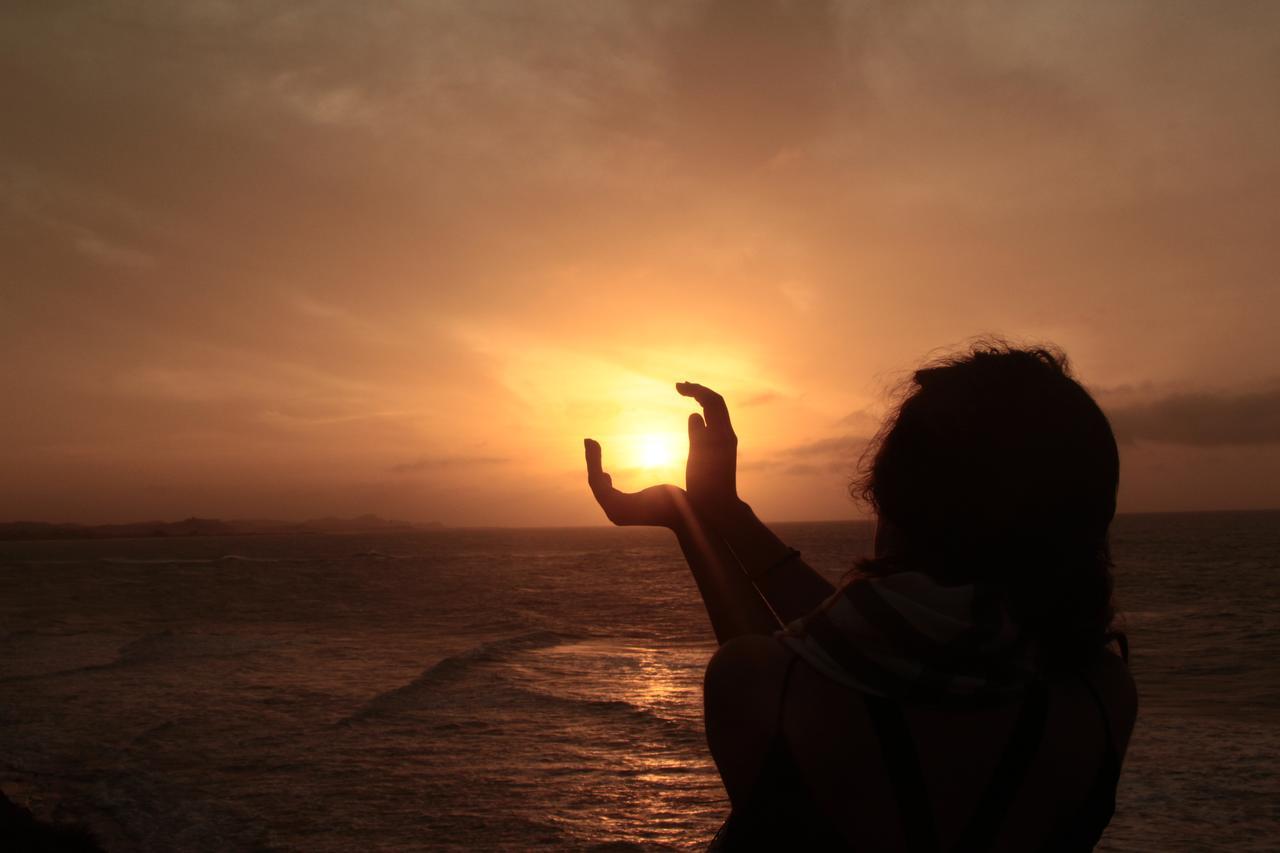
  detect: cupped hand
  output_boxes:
[677,382,741,519]
[584,438,690,529]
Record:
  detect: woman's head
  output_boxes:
[856,341,1120,664]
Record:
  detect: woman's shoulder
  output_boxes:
[705,634,793,701]
[704,633,793,716]
[1085,640,1136,747]
[1066,643,1138,757]
[703,634,795,804]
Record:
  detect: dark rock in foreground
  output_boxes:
[0,788,105,852]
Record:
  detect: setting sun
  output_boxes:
[635,433,679,470]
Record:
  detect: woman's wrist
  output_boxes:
[700,497,754,528]
[747,547,802,582]
[662,486,697,534]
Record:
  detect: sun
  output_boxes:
[635,432,679,470]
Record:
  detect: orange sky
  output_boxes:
[2,1,1279,525]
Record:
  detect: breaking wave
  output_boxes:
[340,630,577,723]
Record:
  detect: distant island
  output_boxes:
[0,514,444,542]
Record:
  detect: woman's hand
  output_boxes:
[584,438,690,529]
[677,382,743,520]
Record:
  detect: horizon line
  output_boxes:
[1,506,1278,533]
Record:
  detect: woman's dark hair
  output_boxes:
[854,341,1120,667]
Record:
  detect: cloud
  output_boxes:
[1106,387,1280,447]
[664,0,841,168]
[774,384,1280,464]
[741,390,781,407]
[2,1,1279,523]
[785,435,871,459]
[779,279,816,312]
[390,455,509,474]
[837,408,883,432]
[743,434,870,475]
[71,230,155,270]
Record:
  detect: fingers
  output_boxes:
[584,439,685,528]
[583,438,639,525]
[584,438,603,479]
[687,412,706,446]
[676,381,734,436]
[583,438,614,500]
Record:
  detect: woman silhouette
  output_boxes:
[585,343,1136,851]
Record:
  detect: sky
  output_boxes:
[2,0,1278,526]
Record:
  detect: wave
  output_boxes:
[347,549,405,560]
[98,554,308,566]
[340,630,577,723]
[21,550,408,567]
[116,629,180,664]
[94,552,401,565]
[340,631,702,744]
[504,684,704,743]
[0,630,261,683]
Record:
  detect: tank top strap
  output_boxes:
[950,678,1052,851]
[864,680,1052,853]
[865,695,941,853]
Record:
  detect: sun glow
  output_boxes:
[635,432,679,470]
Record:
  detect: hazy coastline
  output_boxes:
[0,515,443,542]
[2,509,1275,543]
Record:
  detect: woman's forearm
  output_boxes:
[710,502,835,625]
[671,510,780,644]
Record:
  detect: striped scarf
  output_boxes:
[778,570,1037,701]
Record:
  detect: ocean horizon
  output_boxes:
[6,507,1279,537]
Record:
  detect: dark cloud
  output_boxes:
[743,434,870,475]
[390,455,509,474]
[1106,388,1280,447]
[785,435,870,459]
[665,0,842,168]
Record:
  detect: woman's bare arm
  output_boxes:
[677,383,836,623]
[704,499,835,625]
[672,515,782,643]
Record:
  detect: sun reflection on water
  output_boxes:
[524,639,726,847]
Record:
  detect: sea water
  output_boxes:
[0,513,1276,851]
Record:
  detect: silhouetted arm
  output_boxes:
[672,514,782,643]
[584,439,778,643]
[677,383,835,624]
[707,500,835,625]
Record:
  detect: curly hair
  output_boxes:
[852,341,1120,667]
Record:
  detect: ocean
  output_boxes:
[1,513,1276,851]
